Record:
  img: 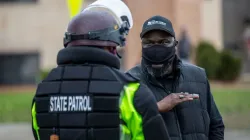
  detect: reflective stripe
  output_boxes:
[120,83,145,140]
[32,103,40,140]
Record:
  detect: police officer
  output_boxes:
[31,1,170,140]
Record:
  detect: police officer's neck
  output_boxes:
[57,46,120,69]
[68,44,116,55]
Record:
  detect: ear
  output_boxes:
[141,38,145,46]
[175,40,179,46]
[174,40,178,51]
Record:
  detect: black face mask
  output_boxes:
[142,45,176,77]
[142,45,175,64]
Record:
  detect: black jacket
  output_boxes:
[32,46,170,140]
[126,58,225,140]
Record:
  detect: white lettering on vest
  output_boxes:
[49,95,92,112]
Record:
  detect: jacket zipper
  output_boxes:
[153,79,183,140]
[174,107,182,140]
[145,57,183,139]
[172,76,183,140]
[146,67,183,140]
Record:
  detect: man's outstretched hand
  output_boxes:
[157,92,199,112]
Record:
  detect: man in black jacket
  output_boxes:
[127,15,225,140]
[31,3,170,140]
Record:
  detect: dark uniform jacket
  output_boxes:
[31,46,170,140]
[126,58,225,140]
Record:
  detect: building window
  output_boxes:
[0,0,37,3]
[0,53,40,85]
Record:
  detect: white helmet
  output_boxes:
[82,0,133,29]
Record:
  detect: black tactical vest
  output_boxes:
[32,47,137,140]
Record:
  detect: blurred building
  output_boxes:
[124,0,202,69]
[201,0,223,50]
[0,0,249,85]
[0,0,90,84]
[0,0,66,84]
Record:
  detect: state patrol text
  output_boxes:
[49,95,92,112]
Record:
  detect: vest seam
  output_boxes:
[56,65,65,137]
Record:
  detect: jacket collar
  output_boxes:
[57,46,120,69]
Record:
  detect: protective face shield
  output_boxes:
[83,0,133,47]
[83,0,133,30]
[64,0,133,48]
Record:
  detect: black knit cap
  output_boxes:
[140,15,175,38]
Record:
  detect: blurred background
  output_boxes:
[0,0,249,139]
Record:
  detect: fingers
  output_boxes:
[175,92,199,98]
[173,92,199,103]
[178,94,185,99]
[171,93,185,100]
[175,92,187,96]
[181,96,194,101]
[174,92,190,99]
[192,94,199,99]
